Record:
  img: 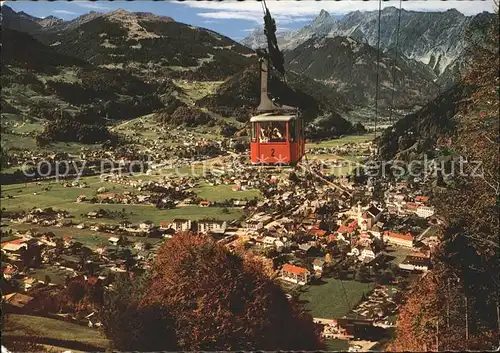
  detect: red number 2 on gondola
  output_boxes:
[271,149,275,157]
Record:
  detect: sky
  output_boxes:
[2,0,496,40]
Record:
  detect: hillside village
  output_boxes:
[2,131,445,350]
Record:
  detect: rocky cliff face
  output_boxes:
[333,8,473,76]
[243,8,496,79]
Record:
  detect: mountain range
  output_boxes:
[1,4,358,143]
[242,7,496,83]
[285,35,440,108]
[2,6,256,81]
[0,4,496,145]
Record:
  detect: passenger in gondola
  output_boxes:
[260,125,272,143]
[271,126,283,141]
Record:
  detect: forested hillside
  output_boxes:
[285,36,440,108]
[387,8,499,351]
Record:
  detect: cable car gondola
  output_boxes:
[250,112,305,165]
[249,0,305,166]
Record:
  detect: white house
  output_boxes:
[108,237,121,246]
[197,220,227,234]
[139,221,154,231]
[245,220,264,231]
[348,247,360,257]
[416,206,435,218]
[370,225,383,239]
[358,249,376,263]
[398,255,430,272]
[275,239,285,251]
[262,236,277,247]
[171,219,192,232]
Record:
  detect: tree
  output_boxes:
[117,248,135,270]
[66,278,86,303]
[19,244,42,269]
[377,269,394,285]
[100,274,178,351]
[360,292,367,302]
[140,232,323,351]
[0,145,9,170]
[371,237,384,253]
[355,265,370,283]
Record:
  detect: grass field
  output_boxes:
[306,133,374,149]
[192,183,261,202]
[173,80,223,104]
[385,245,413,265]
[3,314,110,349]
[325,339,350,351]
[299,278,376,319]
[1,176,244,226]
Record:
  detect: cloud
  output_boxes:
[182,0,494,21]
[53,10,78,16]
[198,10,313,25]
[73,2,110,11]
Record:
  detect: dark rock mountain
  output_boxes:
[435,11,499,88]
[36,15,64,28]
[287,9,338,45]
[0,6,62,32]
[240,27,268,50]
[285,36,440,109]
[17,11,63,28]
[328,8,473,76]
[42,11,107,33]
[1,4,44,33]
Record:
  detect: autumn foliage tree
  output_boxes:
[137,232,323,351]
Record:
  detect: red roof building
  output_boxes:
[282,264,309,275]
[159,222,171,229]
[1,238,26,247]
[310,229,328,237]
[384,231,414,247]
[337,225,355,234]
[281,264,311,285]
[415,196,429,204]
